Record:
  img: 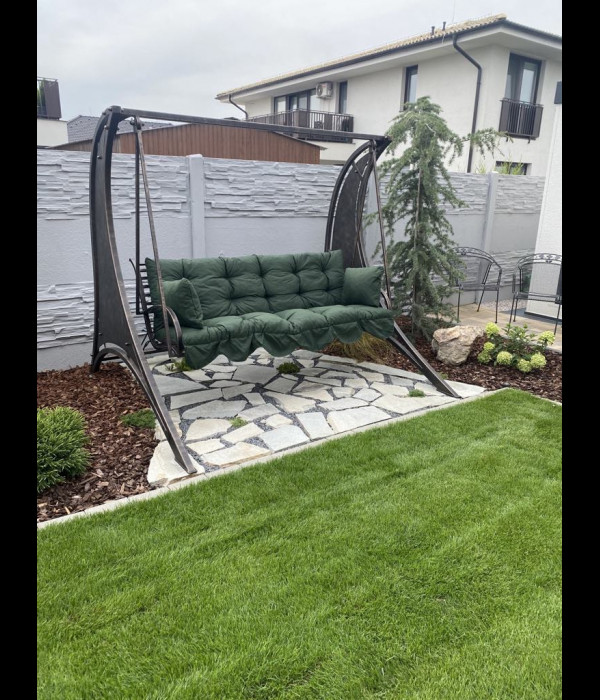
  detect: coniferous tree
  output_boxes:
[378,96,502,340]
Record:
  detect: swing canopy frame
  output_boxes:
[89,105,457,475]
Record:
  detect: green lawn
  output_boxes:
[37,389,562,699]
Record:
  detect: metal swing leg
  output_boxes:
[89,107,197,476]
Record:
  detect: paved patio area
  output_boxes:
[148,347,485,485]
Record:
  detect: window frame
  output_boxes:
[504,53,542,104]
[273,89,315,113]
[338,81,348,114]
[495,161,529,175]
[403,65,418,107]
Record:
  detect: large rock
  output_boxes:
[432,326,484,366]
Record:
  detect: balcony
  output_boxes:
[499,98,543,139]
[247,110,354,142]
[37,78,62,119]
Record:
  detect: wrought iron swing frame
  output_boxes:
[89,105,458,476]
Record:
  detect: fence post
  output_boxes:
[188,155,206,259]
[481,171,498,252]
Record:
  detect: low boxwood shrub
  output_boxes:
[37,407,90,493]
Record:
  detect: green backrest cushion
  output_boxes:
[342,266,383,307]
[144,266,204,331]
[163,279,204,329]
[146,251,345,321]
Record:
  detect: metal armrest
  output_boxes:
[149,304,184,357]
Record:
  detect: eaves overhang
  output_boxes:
[216,17,561,102]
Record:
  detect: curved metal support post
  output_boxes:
[326,139,458,398]
[89,106,197,474]
[379,292,459,398]
[92,346,197,474]
[325,139,389,268]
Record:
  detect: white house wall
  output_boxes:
[241,45,561,173]
[37,118,69,147]
[527,101,562,319]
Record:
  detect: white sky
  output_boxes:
[37,0,562,122]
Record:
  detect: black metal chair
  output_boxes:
[450,247,502,323]
[510,253,562,333]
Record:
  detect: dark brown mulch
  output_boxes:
[37,363,158,523]
[384,318,562,403]
[37,324,561,522]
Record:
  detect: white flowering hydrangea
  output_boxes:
[496,351,513,366]
[530,352,547,369]
[485,322,500,337]
[517,359,532,373]
[483,342,495,352]
[538,331,555,346]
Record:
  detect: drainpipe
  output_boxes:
[228,94,248,120]
[452,34,482,173]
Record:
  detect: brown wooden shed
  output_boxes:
[53,121,322,164]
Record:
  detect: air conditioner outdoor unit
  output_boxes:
[316,82,333,98]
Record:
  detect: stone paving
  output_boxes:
[147,348,485,485]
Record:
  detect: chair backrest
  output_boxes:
[516,253,562,300]
[455,247,501,286]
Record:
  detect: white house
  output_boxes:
[527,81,562,322]
[37,78,68,147]
[216,14,561,172]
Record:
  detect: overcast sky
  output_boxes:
[37,0,562,122]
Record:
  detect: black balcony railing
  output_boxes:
[499,98,543,139]
[37,78,62,119]
[247,110,354,142]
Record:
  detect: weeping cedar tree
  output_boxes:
[378,97,503,340]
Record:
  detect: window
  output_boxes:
[504,54,541,104]
[273,89,316,113]
[495,161,529,175]
[274,96,286,113]
[404,65,418,106]
[338,81,348,114]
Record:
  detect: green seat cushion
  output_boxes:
[148,251,393,369]
[157,304,394,369]
[342,266,383,307]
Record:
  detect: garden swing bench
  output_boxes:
[89,105,458,475]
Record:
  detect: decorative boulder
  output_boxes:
[432,326,485,366]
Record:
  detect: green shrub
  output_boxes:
[277,362,301,374]
[477,323,553,373]
[530,352,547,369]
[120,409,156,429]
[516,359,532,373]
[477,350,492,364]
[37,407,90,493]
[165,358,192,372]
[496,351,513,366]
[408,389,426,397]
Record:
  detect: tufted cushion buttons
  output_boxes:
[152,250,346,321]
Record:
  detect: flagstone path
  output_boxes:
[147,347,485,484]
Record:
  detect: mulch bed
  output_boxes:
[37,323,561,523]
[37,363,159,523]
[384,318,562,403]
